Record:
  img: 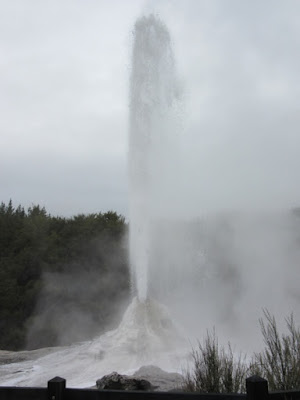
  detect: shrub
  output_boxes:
[251,309,300,391]
[182,329,247,393]
[184,311,300,393]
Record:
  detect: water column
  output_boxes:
[129,15,178,301]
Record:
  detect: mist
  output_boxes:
[1,1,300,388]
[26,225,130,350]
[147,210,300,353]
[124,4,300,354]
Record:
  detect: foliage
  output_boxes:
[184,311,300,393]
[182,330,247,393]
[2,199,300,395]
[250,309,300,391]
[0,200,129,350]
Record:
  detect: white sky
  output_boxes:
[1,0,300,217]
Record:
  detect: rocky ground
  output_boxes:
[0,349,184,391]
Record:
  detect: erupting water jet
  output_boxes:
[0,15,187,388]
[129,14,180,302]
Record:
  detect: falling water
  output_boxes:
[129,15,179,301]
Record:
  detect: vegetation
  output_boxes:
[251,309,300,391]
[183,311,300,393]
[183,330,247,393]
[0,200,129,350]
[2,200,300,394]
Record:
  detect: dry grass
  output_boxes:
[250,309,300,391]
[183,310,300,393]
[182,329,247,393]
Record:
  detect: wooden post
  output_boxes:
[48,377,66,400]
[246,375,268,400]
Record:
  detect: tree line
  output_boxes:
[0,200,130,350]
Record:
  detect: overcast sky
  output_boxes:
[1,0,299,217]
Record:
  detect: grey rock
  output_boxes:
[134,365,183,392]
[96,366,183,392]
[96,372,153,391]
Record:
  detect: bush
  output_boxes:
[182,329,247,393]
[251,309,300,391]
[184,311,300,393]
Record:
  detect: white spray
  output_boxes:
[129,15,179,301]
[0,15,187,388]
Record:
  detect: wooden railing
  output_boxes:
[0,376,300,400]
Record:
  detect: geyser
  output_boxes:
[0,15,187,388]
[129,14,179,301]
